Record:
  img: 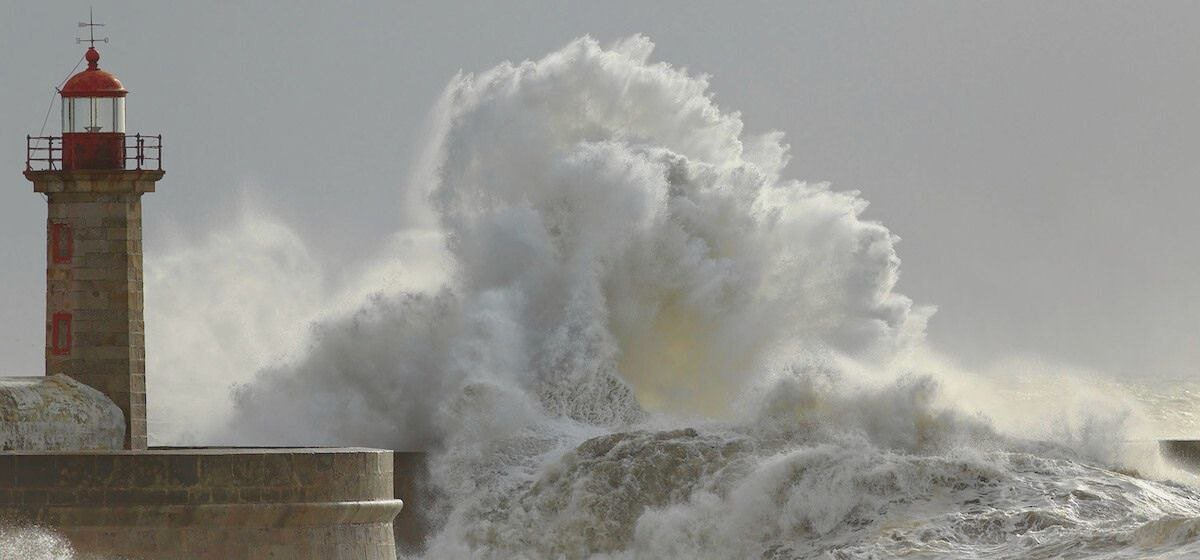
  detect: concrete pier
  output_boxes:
[393,451,431,553]
[0,447,403,559]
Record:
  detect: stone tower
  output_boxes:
[7,19,407,560]
[23,44,163,450]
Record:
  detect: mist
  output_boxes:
[146,35,932,446]
[128,31,1200,559]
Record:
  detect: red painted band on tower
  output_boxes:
[51,312,72,356]
[51,222,73,265]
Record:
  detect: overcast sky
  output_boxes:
[1,1,1197,381]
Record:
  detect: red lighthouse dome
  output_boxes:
[61,48,128,98]
[59,47,128,169]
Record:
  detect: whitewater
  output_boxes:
[8,35,1200,559]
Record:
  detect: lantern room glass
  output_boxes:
[61,97,125,133]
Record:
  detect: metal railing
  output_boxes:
[25,134,163,171]
[26,136,62,170]
[127,134,163,171]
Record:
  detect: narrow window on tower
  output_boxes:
[86,97,99,132]
[51,312,72,356]
[51,222,73,265]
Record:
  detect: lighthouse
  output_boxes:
[23,31,163,450]
[0,18,413,559]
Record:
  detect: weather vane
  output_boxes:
[76,7,108,48]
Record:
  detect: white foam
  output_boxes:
[130,35,1200,559]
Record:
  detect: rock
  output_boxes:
[0,375,124,450]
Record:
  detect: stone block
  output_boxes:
[71,267,113,281]
[105,227,130,240]
[75,239,111,254]
[73,309,122,322]
[75,345,132,361]
[0,376,124,451]
[128,375,145,395]
[42,180,66,193]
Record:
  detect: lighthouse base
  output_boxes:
[0,447,403,559]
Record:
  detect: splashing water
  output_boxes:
[0,525,79,560]
[132,36,1200,559]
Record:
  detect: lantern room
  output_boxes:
[59,47,127,170]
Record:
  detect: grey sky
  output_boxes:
[1,1,1197,380]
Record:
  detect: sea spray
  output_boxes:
[139,36,1200,558]
[0,525,78,560]
[215,34,931,441]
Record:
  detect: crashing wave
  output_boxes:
[134,35,1200,559]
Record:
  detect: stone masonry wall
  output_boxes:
[0,447,403,559]
[393,451,432,554]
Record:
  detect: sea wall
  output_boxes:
[393,451,431,553]
[0,447,403,559]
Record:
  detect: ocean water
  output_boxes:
[371,37,1199,559]
[9,36,1200,559]
[416,374,1200,559]
[1120,377,1200,439]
